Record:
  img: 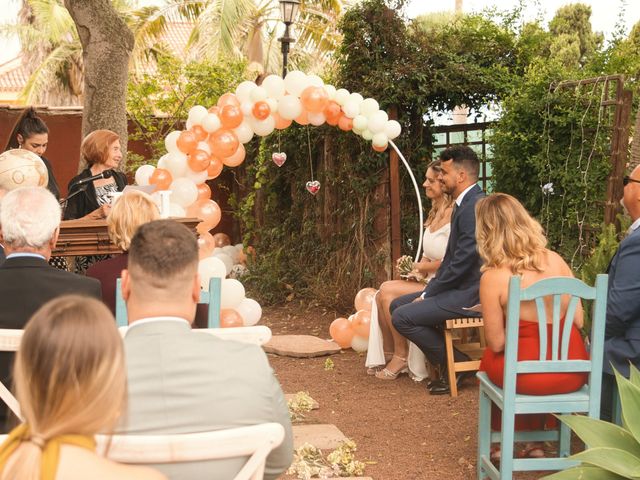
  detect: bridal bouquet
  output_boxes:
[396,255,414,277]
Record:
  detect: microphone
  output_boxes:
[72,170,114,187]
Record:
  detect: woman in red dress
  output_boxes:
[475,193,588,459]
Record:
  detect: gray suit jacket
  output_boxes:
[119,319,293,480]
[604,226,640,376]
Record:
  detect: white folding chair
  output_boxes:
[118,325,272,346]
[0,329,23,420]
[96,423,285,480]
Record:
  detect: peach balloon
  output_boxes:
[373,143,388,152]
[326,115,339,127]
[354,287,377,311]
[197,182,212,201]
[208,106,220,115]
[212,232,231,248]
[300,86,329,113]
[191,125,208,141]
[208,129,239,158]
[188,199,222,228]
[187,149,211,172]
[198,231,216,259]
[149,168,173,191]
[220,104,243,129]
[323,101,342,121]
[352,310,371,338]
[207,156,224,179]
[252,101,271,121]
[196,223,211,235]
[176,130,198,154]
[274,113,292,130]
[295,110,309,126]
[338,115,353,132]
[217,93,240,108]
[220,308,243,328]
[222,143,246,167]
[329,317,355,349]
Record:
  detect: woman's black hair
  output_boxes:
[5,107,49,150]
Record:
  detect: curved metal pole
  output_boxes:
[389,140,423,263]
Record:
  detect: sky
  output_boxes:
[0,0,638,65]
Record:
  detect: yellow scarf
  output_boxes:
[0,424,96,480]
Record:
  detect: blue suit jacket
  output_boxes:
[604,226,640,376]
[422,183,485,315]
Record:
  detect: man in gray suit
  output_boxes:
[601,164,640,420]
[119,220,293,479]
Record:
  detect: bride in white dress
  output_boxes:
[366,160,453,381]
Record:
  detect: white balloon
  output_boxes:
[212,247,223,255]
[372,132,389,148]
[198,257,227,289]
[352,126,363,136]
[164,131,181,154]
[163,151,188,179]
[342,99,361,119]
[188,105,208,125]
[284,70,310,97]
[157,154,169,170]
[235,80,257,103]
[251,116,276,137]
[367,110,389,134]
[350,93,364,104]
[234,120,254,144]
[220,278,246,309]
[324,84,336,100]
[234,243,244,251]
[185,166,208,184]
[197,141,211,155]
[360,98,379,116]
[220,245,239,264]
[250,86,268,103]
[236,298,262,326]
[169,202,186,218]
[265,97,278,113]
[353,115,368,131]
[278,95,303,120]
[135,164,155,186]
[262,75,286,99]
[361,129,374,141]
[385,120,402,140]
[202,113,221,133]
[307,74,324,87]
[351,335,368,352]
[214,252,234,275]
[308,112,326,126]
[334,88,350,106]
[169,177,198,207]
[240,101,254,117]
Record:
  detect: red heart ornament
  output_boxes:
[272,152,287,167]
[306,180,321,195]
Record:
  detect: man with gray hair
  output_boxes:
[0,187,101,429]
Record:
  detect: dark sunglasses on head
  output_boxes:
[623,176,640,186]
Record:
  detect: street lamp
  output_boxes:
[278,0,300,78]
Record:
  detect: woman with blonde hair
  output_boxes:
[366,159,454,381]
[476,193,588,459]
[86,190,160,314]
[0,295,164,480]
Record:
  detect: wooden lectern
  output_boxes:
[54,218,200,257]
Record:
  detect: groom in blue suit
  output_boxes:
[391,145,485,394]
[601,165,640,419]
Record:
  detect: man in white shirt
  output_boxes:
[118,219,293,479]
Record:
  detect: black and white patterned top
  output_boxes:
[95,183,118,207]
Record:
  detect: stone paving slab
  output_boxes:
[264,335,341,358]
[285,393,319,409]
[292,424,347,450]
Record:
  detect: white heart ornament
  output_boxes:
[306,180,321,195]
[272,152,287,167]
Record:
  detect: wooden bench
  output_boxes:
[444,317,485,397]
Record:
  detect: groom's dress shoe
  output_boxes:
[428,371,475,395]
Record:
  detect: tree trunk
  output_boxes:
[630,105,640,171]
[64,0,134,172]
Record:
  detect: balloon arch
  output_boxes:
[134,70,425,333]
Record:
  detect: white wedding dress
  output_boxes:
[365,223,451,381]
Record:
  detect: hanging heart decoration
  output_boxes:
[272,152,287,167]
[305,180,321,195]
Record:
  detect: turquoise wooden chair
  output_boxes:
[115,277,222,328]
[476,274,608,479]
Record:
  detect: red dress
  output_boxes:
[480,319,589,431]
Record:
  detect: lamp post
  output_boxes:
[278,0,300,78]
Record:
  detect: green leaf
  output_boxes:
[629,364,640,390]
[571,447,640,477]
[615,370,640,444]
[542,465,627,479]
[558,415,640,457]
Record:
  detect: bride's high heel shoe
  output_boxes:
[366,352,394,375]
[375,356,408,380]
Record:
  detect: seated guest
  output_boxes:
[0,187,101,430]
[366,160,453,380]
[601,165,640,420]
[0,295,165,480]
[0,187,5,266]
[477,193,588,459]
[87,190,160,315]
[118,220,293,479]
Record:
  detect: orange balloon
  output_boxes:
[354,287,377,312]
[187,199,221,228]
[323,101,341,122]
[208,129,239,158]
[176,130,198,154]
[208,106,220,115]
[187,149,211,172]
[196,223,211,235]
[352,310,371,338]
[329,317,355,348]
[220,309,243,328]
[222,143,245,167]
[217,93,240,108]
[197,231,216,259]
[326,115,340,127]
[220,104,243,129]
[207,156,224,179]
[295,110,309,126]
[191,125,208,142]
[149,168,173,191]
[338,115,353,131]
[252,101,271,121]
[196,182,212,201]
[212,232,231,248]
[373,143,388,152]
[274,113,292,130]
[300,86,329,113]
